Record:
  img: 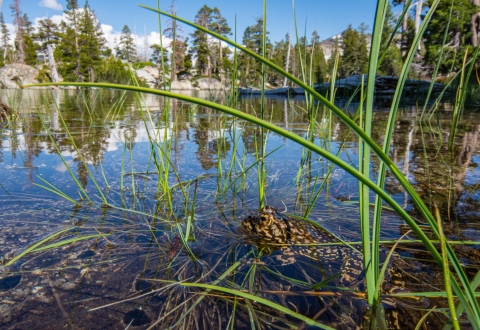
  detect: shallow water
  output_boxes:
[0,89,478,329]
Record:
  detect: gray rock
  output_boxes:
[0,63,39,89]
[170,80,192,90]
[135,68,157,88]
[196,78,225,90]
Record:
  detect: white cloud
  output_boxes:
[100,24,172,60]
[38,0,63,11]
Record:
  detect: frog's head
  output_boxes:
[242,206,279,237]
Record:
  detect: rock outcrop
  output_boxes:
[170,80,192,90]
[135,66,228,90]
[136,66,160,88]
[0,64,39,89]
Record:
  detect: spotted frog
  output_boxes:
[241,206,400,288]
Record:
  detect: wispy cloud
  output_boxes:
[38,0,63,11]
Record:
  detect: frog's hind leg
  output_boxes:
[338,253,365,288]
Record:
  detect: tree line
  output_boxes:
[1,0,480,86]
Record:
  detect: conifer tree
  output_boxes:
[340,25,368,77]
[150,43,169,65]
[239,18,270,85]
[35,18,59,50]
[377,3,403,76]
[64,0,82,80]
[0,13,10,60]
[20,13,37,65]
[119,25,137,62]
[211,7,231,73]
[311,30,327,83]
[163,1,186,81]
[22,14,34,36]
[10,0,25,63]
[78,2,105,82]
[35,18,60,81]
[190,5,213,76]
[424,0,476,73]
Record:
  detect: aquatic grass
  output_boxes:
[169,281,335,329]
[4,227,74,266]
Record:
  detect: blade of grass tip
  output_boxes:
[35,176,80,205]
[176,282,335,330]
[5,227,74,266]
[415,307,436,330]
[435,202,461,330]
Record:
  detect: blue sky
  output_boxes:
[5,0,378,44]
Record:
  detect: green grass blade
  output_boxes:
[5,227,74,266]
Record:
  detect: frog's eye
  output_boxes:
[260,215,273,226]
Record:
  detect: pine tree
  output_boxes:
[163,1,186,80]
[378,3,403,76]
[19,13,37,65]
[424,0,476,73]
[190,5,213,76]
[311,30,327,83]
[55,22,79,80]
[78,2,105,82]
[211,7,231,74]
[22,14,34,36]
[150,43,169,65]
[10,0,25,63]
[64,0,82,80]
[23,34,36,65]
[35,18,59,51]
[119,25,137,62]
[35,18,60,81]
[0,13,10,61]
[340,25,368,77]
[239,17,270,86]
